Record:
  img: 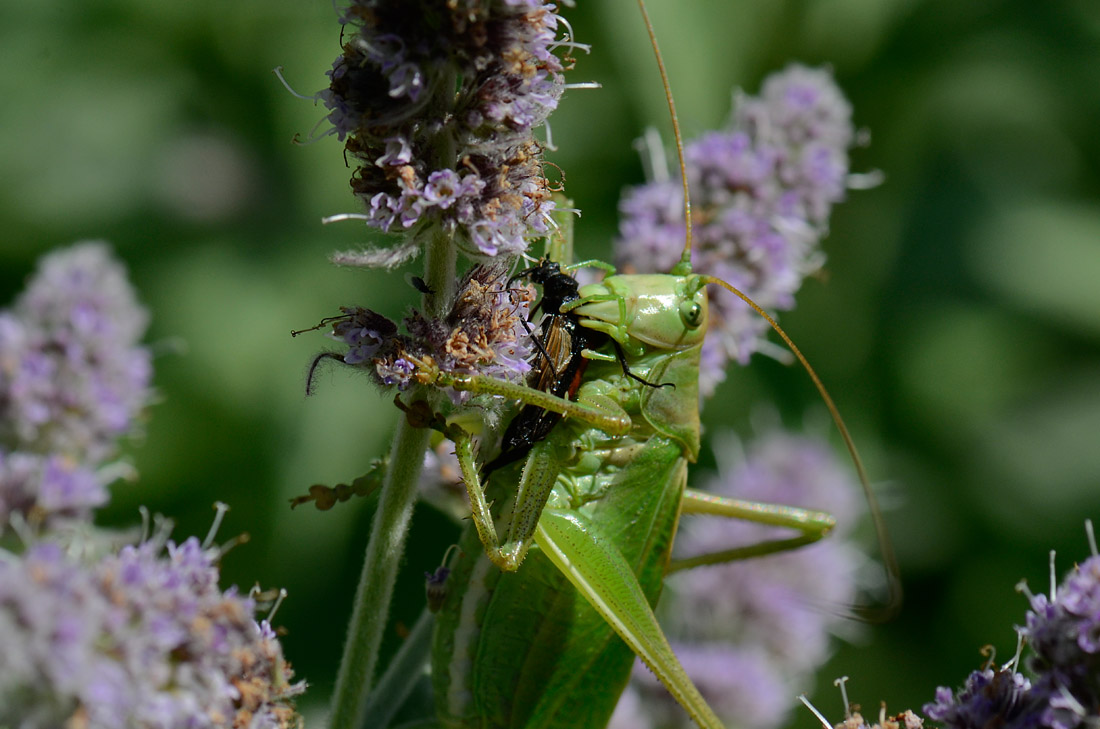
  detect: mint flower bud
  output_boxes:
[0,535,303,727]
[615,65,863,396]
[320,0,570,260]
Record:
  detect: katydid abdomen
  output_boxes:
[433,340,701,729]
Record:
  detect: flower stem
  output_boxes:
[329,230,455,729]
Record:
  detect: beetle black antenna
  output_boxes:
[305,351,346,396]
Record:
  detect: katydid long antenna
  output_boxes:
[634,0,693,276]
[635,0,902,620]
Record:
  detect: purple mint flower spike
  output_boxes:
[0,243,152,532]
[0,242,151,463]
[317,0,571,261]
[615,65,863,397]
[611,427,868,729]
[0,535,303,727]
[923,668,1042,729]
[1023,554,1100,728]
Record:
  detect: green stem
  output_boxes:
[361,609,435,728]
[329,230,456,729]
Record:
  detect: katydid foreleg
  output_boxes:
[398,369,631,572]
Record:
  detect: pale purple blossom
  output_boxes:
[615,65,862,396]
[923,669,1042,729]
[0,535,302,728]
[1023,554,1100,728]
[0,243,151,531]
[0,242,151,462]
[921,546,1100,729]
[0,452,105,527]
[318,0,570,260]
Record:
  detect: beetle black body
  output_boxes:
[484,260,607,475]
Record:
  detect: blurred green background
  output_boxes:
[3,0,1099,724]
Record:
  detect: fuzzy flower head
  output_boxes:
[319,262,534,402]
[0,242,151,463]
[610,427,869,729]
[318,0,571,261]
[923,668,1042,729]
[1023,553,1100,728]
[615,65,862,397]
[0,452,105,531]
[0,243,152,532]
[0,533,303,728]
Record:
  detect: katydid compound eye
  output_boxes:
[679,300,702,329]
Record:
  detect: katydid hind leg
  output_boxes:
[668,488,837,573]
[534,510,725,729]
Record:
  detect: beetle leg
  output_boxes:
[665,488,837,573]
[612,340,674,389]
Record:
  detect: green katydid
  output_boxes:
[368,73,895,729]
[395,222,878,729]
[340,3,899,727]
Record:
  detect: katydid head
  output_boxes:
[573,272,708,352]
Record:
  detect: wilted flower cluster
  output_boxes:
[0,534,303,728]
[0,242,152,531]
[319,0,571,262]
[610,427,868,729]
[615,65,862,396]
[831,707,925,729]
[923,545,1100,729]
[323,262,533,398]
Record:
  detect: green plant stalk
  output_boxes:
[361,609,435,727]
[329,229,456,728]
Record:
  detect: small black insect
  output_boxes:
[406,273,435,295]
[483,259,670,480]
